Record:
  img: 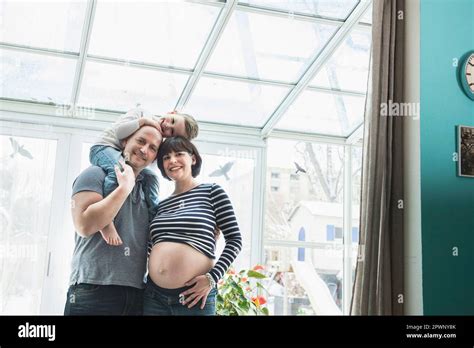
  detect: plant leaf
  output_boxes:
[248,270,266,279]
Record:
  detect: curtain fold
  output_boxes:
[350,0,405,315]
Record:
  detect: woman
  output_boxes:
[143,136,242,315]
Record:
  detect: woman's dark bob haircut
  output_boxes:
[156,136,202,180]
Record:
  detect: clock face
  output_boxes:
[461,51,474,100]
[466,54,474,93]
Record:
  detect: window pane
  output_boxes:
[0,49,77,105]
[0,135,57,314]
[88,1,219,69]
[309,29,371,92]
[360,6,372,24]
[263,245,343,315]
[0,0,87,52]
[184,76,290,127]
[264,138,358,242]
[200,151,255,271]
[239,0,359,20]
[206,10,337,83]
[78,61,189,112]
[275,90,366,136]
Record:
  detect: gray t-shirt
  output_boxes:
[69,166,149,289]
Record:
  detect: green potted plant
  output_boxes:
[216,265,269,315]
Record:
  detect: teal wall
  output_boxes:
[420,0,474,314]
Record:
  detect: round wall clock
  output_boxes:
[460,50,474,100]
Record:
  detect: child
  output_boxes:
[90,107,199,246]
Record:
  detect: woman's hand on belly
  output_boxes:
[180,274,213,309]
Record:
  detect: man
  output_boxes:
[64,125,162,315]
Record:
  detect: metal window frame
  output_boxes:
[189,0,372,30]
[262,141,360,316]
[0,0,372,315]
[1,0,371,115]
[70,0,97,112]
[342,144,353,315]
[0,42,78,59]
[260,0,372,138]
[175,0,238,110]
[0,123,73,314]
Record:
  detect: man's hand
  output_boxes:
[115,158,135,195]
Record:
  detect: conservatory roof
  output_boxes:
[0,0,372,140]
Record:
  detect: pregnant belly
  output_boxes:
[148,241,214,289]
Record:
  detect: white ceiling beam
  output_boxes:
[70,0,97,113]
[306,85,366,97]
[345,122,364,144]
[175,0,238,110]
[189,0,371,29]
[201,72,367,97]
[1,99,351,146]
[260,0,372,138]
[0,42,367,99]
[0,42,78,59]
[270,129,346,145]
[86,55,193,75]
[235,3,343,26]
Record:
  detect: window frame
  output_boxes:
[263,139,361,315]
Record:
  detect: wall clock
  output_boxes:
[460,51,474,100]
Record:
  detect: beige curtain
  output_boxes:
[350,0,405,315]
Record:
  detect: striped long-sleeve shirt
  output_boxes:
[149,183,242,284]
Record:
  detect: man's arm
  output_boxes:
[71,160,136,237]
[71,187,128,237]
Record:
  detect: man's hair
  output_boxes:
[156,136,202,180]
[178,113,199,140]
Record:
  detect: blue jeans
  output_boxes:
[64,283,144,315]
[89,145,159,220]
[143,277,217,316]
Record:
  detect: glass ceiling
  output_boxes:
[0,0,372,138]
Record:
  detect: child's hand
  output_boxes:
[141,118,162,134]
[115,158,135,194]
[150,119,162,134]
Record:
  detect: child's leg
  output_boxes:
[100,223,123,246]
[90,145,124,246]
[90,145,123,198]
[141,168,160,222]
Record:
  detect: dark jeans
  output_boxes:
[64,283,144,316]
[143,277,217,316]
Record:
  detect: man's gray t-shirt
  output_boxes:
[69,166,149,289]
